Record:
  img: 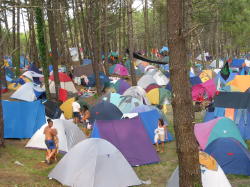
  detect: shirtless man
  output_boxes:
[44,119,57,164]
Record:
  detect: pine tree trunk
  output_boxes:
[27,0,39,66]
[0,23,5,147]
[127,0,137,86]
[167,0,201,186]
[47,0,61,100]
[103,0,109,76]
[35,1,51,99]
[143,0,150,55]
[15,0,21,76]
[89,0,102,95]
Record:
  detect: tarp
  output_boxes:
[2,100,46,138]
[190,76,202,86]
[214,92,250,109]
[73,64,93,77]
[231,59,245,67]
[94,117,160,166]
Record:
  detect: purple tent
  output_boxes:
[114,79,131,95]
[95,117,160,166]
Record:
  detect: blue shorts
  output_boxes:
[73,112,80,118]
[45,140,56,150]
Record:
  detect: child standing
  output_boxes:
[154,118,167,153]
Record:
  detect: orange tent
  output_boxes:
[228,75,250,92]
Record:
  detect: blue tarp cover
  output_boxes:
[2,100,46,138]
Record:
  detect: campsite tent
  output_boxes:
[138,110,173,143]
[227,75,250,92]
[138,75,157,89]
[210,60,224,68]
[194,117,247,150]
[92,117,160,166]
[60,97,75,119]
[145,84,161,93]
[10,82,45,102]
[2,100,46,138]
[89,101,123,123]
[116,95,143,113]
[168,164,231,187]
[48,138,142,187]
[123,86,151,105]
[26,119,86,152]
[112,79,131,95]
[146,88,171,105]
[205,138,250,176]
[146,70,169,86]
[109,64,129,76]
[48,72,77,93]
[43,100,62,119]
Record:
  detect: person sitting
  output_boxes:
[80,105,91,136]
[43,119,58,164]
[154,118,168,153]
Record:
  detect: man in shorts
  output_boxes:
[44,119,58,164]
[72,97,81,124]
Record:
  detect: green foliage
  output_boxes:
[35,7,50,99]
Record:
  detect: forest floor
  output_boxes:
[1,93,250,186]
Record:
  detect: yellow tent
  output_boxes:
[60,97,75,119]
[146,88,160,105]
[8,83,21,90]
[227,75,250,92]
[199,70,214,83]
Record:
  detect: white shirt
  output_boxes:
[72,102,81,112]
[154,126,165,136]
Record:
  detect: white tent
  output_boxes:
[123,86,151,105]
[138,75,157,89]
[47,80,77,94]
[48,138,142,187]
[22,70,44,80]
[196,52,210,61]
[167,165,231,187]
[11,82,45,102]
[26,119,86,153]
[210,60,224,68]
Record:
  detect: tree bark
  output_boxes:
[27,0,39,66]
[47,0,61,100]
[143,0,150,55]
[15,0,21,76]
[0,22,5,147]
[89,0,102,95]
[127,0,137,86]
[167,0,201,186]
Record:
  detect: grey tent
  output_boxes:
[49,138,142,187]
[137,75,157,89]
